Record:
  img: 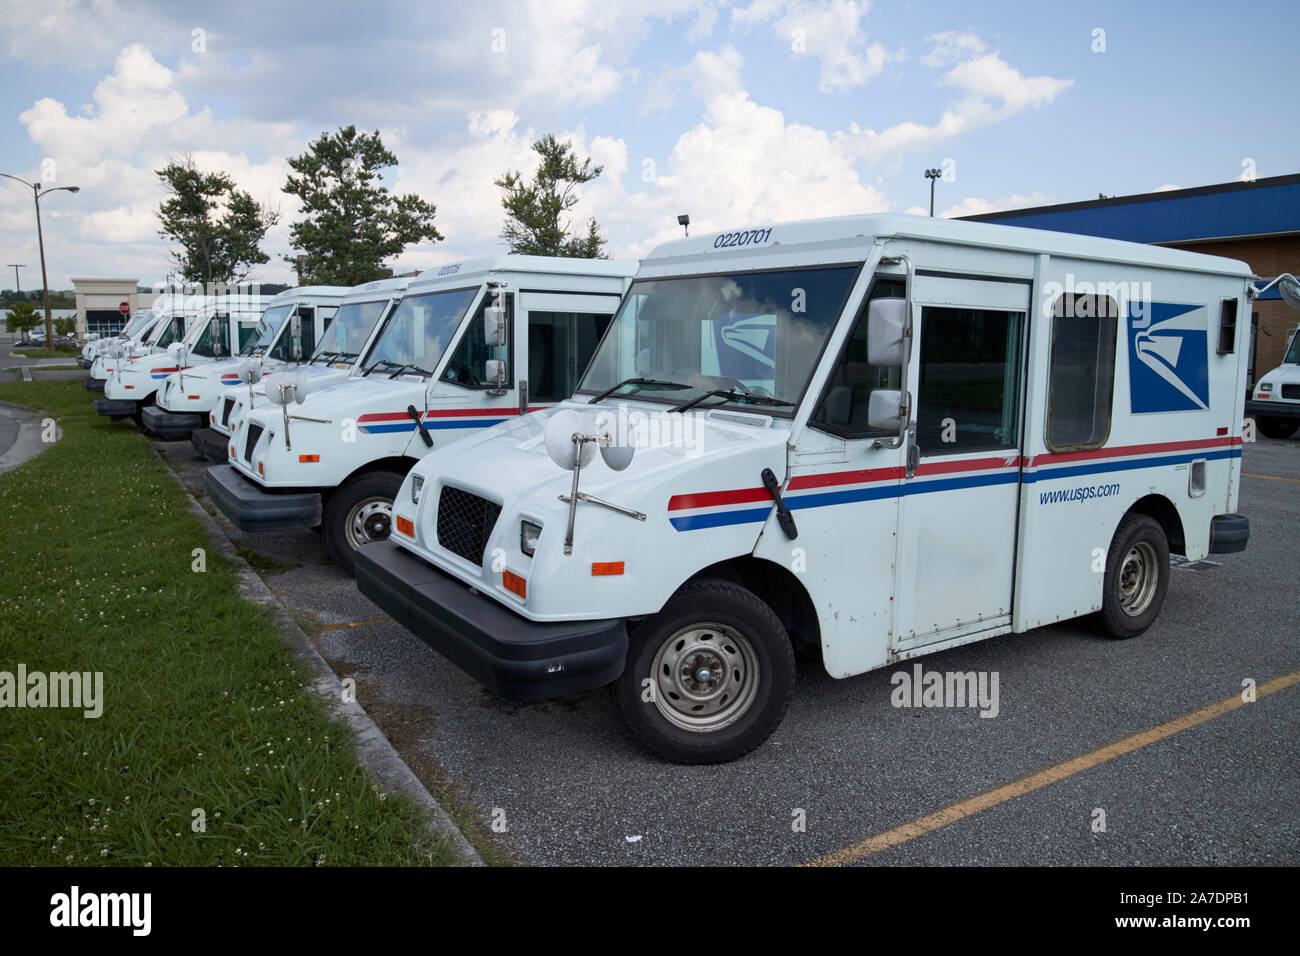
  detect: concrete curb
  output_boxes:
[0,400,61,477]
[156,449,486,867]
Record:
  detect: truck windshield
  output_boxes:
[360,287,476,377]
[119,310,152,339]
[242,304,292,356]
[1286,331,1300,365]
[579,265,860,410]
[149,314,187,349]
[311,299,388,364]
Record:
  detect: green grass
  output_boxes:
[7,347,79,359]
[0,381,460,866]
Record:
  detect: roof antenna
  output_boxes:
[677,213,690,237]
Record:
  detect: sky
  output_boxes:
[1,0,1297,291]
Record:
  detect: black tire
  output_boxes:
[1097,514,1170,639]
[1257,417,1298,440]
[323,471,404,575]
[615,578,795,764]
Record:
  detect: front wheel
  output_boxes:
[615,578,795,764]
[1097,514,1170,639]
[323,471,404,575]
[1256,417,1298,440]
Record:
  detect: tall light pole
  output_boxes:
[2,173,80,346]
[5,263,24,293]
[924,168,942,217]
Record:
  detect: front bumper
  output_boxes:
[192,427,231,463]
[205,463,323,532]
[77,358,92,369]
[82,375,104,392]
[141,404,204,439]
[1208,513,1249,554]
[93,397,137,420]
[1246,399,1300,422]
[355,540,628,702]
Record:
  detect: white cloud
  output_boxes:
[1152,183,1181,192]
[732,0,894,91]
[921,30,986,67]
[937,191,1052,218]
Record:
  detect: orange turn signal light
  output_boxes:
[299,454,319,463]
[394,515,414,537]
[257,462,264,475]
[188,394,200,400]
[503,569,527,599]
[591,562,624,576]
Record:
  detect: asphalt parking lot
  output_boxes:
[156,433,1299,867]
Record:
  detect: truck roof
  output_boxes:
[339,276,414,304]
[267,286,351,306]
[642,213,1255,279]
[407,255,637,294]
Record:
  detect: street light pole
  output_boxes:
[2,173,80,346]
[924,168,942,217]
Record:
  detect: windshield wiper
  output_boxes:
[587,377,691,404]
[671,388,795,413]
[310,350,342,365]
[363,359,405,377]
[385,362,433,379]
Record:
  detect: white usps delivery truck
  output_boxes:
[206,256,637,573]
[143,286,348,440]
[1243,275,1300,438]
[191,277,411,462]
[355,213,1274,764]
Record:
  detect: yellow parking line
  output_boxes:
[1242,471,1300,483]
[319,616,394,632]
[804,668,1300,867]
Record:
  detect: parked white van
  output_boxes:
[143,286,348,440]
[84,306,174,393]
[1244,278,1300,438]
[206,256,637,572]
[79,308,155,370]
[192,277,411,462]
[355,213,1272,763]
[95,295,270,425]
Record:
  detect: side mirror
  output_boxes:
[290,312,303,360]
[867,297,909,367]
[867,389,905,432]
[483,305,506,346]
[485,358,504,382]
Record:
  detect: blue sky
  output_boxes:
[1,0,1296,289]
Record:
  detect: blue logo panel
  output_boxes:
[1127,302,1209,413]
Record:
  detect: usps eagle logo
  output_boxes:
[1127,302,1210,413]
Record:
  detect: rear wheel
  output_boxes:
[1256,417,1298,440]
[615,578,795,764]
[323,471,404,575]
[1098,514,1170,639]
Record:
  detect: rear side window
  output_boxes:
[1046,294,1117,451]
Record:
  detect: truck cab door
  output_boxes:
[516,291,623,411]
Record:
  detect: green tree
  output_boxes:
[282,125,442,286]
[6,301,40,340]
[54,315,76,338]
[156,157,280,285]
[495,135,608,258]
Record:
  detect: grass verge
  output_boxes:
[0,381,460,865]
[7,347,79,359]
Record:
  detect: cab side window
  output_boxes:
[915,307,1024,454]
[528,310,613,403]
[810,278,904,437]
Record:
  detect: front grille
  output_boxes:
[1281,385,1300,400]
[437,486,502,565]
[221,397,235,426]
[244,422,264,462]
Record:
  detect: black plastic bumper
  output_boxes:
[1208,514,1249,554]
[141,404,204,439]
[82,375,104,392]
[205,464,322,532]
[192,427,231,463]
[355,539,628,702]
[93,397,137,420]
[1246,400,1300,422]
[77,358,92,369]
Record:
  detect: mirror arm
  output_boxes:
[872,253,914,450]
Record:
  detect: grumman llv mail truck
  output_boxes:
[206,256,637,573]
[356,213,1270,764]
[191,276,412,462]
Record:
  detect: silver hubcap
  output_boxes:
[650,623,760,733]
[346,497,393,549]
[1118,541,1159,616]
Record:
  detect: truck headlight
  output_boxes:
[411,474,424,504]
[520,520,542,556]
[1259,382,1272,391]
